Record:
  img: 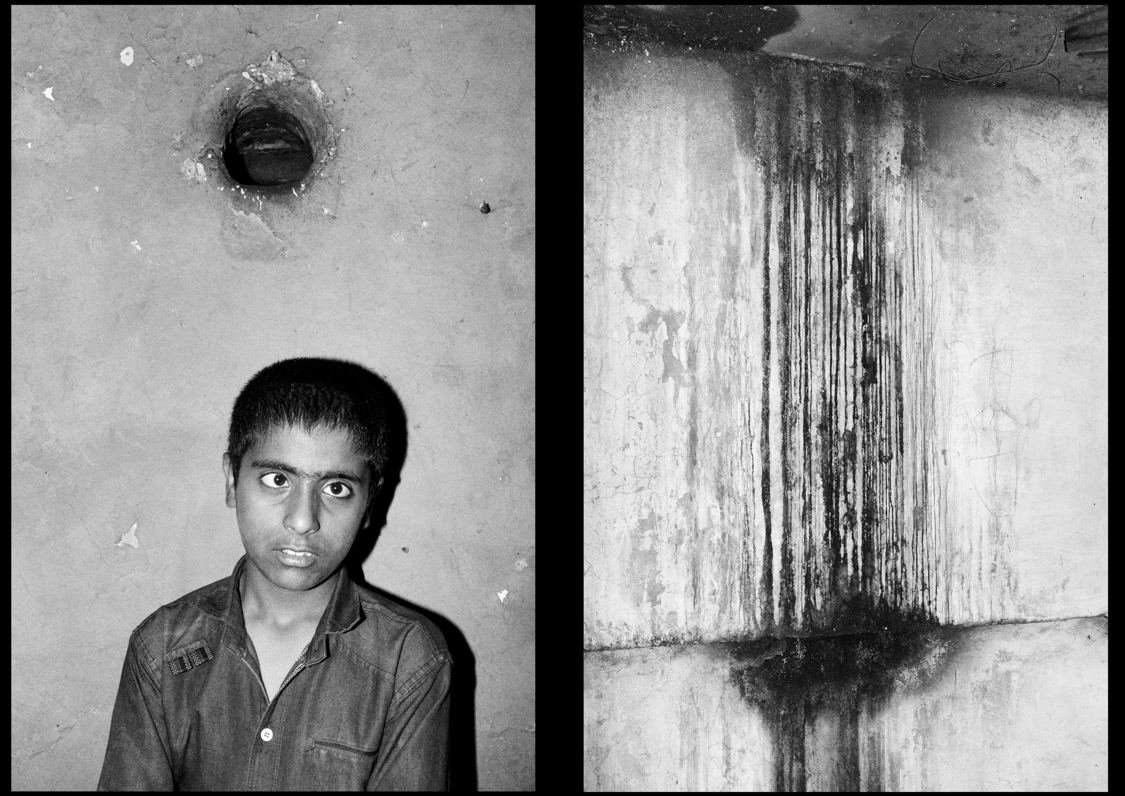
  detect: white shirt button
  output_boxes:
[261,728,274,742]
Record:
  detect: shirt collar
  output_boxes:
[201,555,365,643]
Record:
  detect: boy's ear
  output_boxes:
[222,452,237,508]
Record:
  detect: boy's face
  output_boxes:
[223,423,379,595]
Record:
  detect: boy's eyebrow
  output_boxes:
[250,458,365,483]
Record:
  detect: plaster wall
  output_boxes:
[12,6,534,790]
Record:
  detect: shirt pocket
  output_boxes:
[310,739,380,790]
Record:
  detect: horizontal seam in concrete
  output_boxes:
[582,613,1107,653]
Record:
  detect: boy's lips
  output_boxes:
[276,549,318,567]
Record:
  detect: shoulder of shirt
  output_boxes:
[126,570,232,652]
[349,579,453,664]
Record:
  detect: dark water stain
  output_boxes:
[588,38,956,788]
[726,596,950,790]
[687,343,699,474]
[776,97,795,633]
[713,48,944,791]
[759,162,775,634]
[718,50,938,636]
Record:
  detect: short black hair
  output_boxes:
[226,358,391,488]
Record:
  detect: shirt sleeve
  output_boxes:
[97,629,175,791]
[366,651,453,791]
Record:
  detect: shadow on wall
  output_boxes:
[342,370,478,791]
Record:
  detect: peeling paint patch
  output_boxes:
[637,305,687,387]
[115,523,138,548]
[220,207,289,260]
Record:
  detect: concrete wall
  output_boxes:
[584,42,1106,791]
[12,7,534,790]
[585,617,1107,791]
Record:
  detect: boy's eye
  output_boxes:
[324,482,353,499]
[260,473,288,489]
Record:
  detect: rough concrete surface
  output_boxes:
[584,39,1104,792]
[13,6,533,790]
[584,5,1107,100]
[584,45,1106,650]
[584,617,1108,791]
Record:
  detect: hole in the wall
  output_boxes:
[191,51,336,199]
[222,102,315,187]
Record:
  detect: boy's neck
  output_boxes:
[239,562,335,632]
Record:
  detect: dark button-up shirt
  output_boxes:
[98,555,452,790]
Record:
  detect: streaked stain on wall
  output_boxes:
[584,37,1107,794]
[585,48,948,648]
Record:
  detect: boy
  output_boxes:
[98,358,452,790]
